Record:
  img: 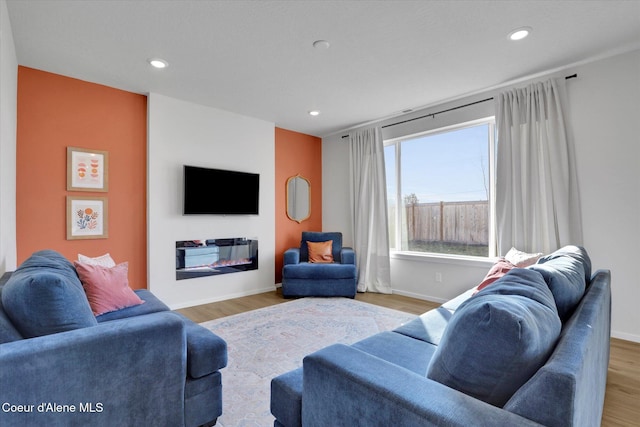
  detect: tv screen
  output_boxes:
[183,165,259,215]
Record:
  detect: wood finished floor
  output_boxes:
[178,290,640,427]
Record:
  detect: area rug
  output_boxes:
[200,297,415,427]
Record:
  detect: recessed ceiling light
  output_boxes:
[509,27,532,41]
[312,40,330,50]
[308,110,320,116]
[148,58,169,69]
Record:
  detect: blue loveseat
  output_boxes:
[0,250,227,427]
[271,246,611,426]
[282,232,357,298]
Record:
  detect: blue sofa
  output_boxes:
[271,246,611,427]
[0,250,227,427]
[282,232,357,298]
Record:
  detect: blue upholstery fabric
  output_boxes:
[529,245,590,321]
[0,312,187,426]
[2,250,97,338]
[282,262,356,279]
[537,245,591,284]
[96,289,170,322]
[476,268,558,309]
[504,270,612,427]
[0,286,23,344]
[282,232,357,298]
[340,248,356,265]
[0,272,12,286]
[427,269,561,407]
[185,371,223,427]
[173,312,228,378]
[0,250,228,427]
[393,289,475,346]
[283,248,300,265]
[271,368,304,427]
[301,344,543,427]
[393,307,452,346]
[272,249,611,427]
[352,331,437,376]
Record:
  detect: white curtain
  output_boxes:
[348,127,392,293]
[496,78,583,255]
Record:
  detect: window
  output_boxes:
[385,118,495,258]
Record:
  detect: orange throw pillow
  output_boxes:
[308,240,334,263]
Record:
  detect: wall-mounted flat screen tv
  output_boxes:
[183,165,259,215]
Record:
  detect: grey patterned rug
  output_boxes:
[200,297,415,427]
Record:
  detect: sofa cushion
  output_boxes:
[96,289,170,322]
[476,268,558,309]
[353,331,437,376]
[0,286,23,344]
[282,262,357,280]
[427,269,561,407]
[2,250,97,338]
[393,307,453,346]
[536,245,591,284]
[0,274,23,343]
[529,245,590,321]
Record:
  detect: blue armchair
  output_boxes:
[281,232,357,298]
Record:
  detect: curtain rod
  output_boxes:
[341,73,577,139]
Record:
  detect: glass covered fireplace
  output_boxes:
[175,238,258,280]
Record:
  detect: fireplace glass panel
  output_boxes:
[176,238,258,280]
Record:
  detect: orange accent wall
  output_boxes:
[274,127,322,283]
[16,67,148,288]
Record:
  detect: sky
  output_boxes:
[385,123,490,205]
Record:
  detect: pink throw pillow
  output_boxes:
[474,259,516,293]
[74,261,144,316]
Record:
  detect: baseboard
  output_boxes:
[390,289,447,304]
[611,330,640,344]
[168,285,277,310]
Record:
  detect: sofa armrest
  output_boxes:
[340,248,355,265]
[283,248,300,265]
[302,344,544,427]
[172,312,228,378]
[0,312,187,427]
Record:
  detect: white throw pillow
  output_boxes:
[77,253,116,268]
[504,247,543,267]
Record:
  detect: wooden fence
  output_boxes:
[404,200,488,245]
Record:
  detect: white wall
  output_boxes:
[0,0,17,275]
[147,93,276,309]
[569,50,640,342]
[323,49,640,342]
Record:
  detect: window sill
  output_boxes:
[390,250,497,267]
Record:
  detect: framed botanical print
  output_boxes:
[66,196,108,240]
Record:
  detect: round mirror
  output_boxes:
[286,175,311,223]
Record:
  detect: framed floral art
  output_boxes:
[66,196,108,240]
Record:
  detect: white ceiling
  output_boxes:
[6,0,640,138]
